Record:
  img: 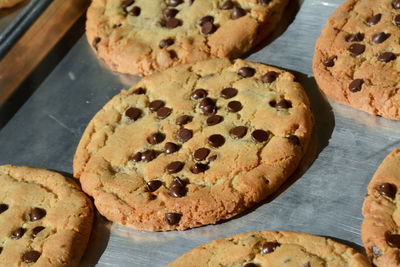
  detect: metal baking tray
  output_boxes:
[0,0,399,266]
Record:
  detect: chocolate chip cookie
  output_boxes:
[86,0,288,76]
[73,58,314,231]
[0,0,25,8]
[168,231,371,266]
[0,165,93,266]
[313,0,400,120]
[361,148,400,266]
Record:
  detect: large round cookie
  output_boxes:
[168,231,371,266]
[361,148,400,266]
[86,0,288,76]
[313,0,400,120]
[0,165,93,266]
[73,58,314,231]
[0,0,25,8]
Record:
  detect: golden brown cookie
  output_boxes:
[313,0,400,120]
[361,148,400,266]
[0,165,93,267]
[86,0,288,76]
[73,58,314,231]
[0,0,25,8]
[168,231,371,266]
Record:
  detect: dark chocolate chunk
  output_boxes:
[0,203,8,214]
[378,52,396,62]
[244,264,258,267]
[199,16,214,26]
[372,245,382,256]
[323,56,337,67]
[252,130,269,142]
[231,6,246,19]
[287,135,300,145]
[262,71,278,83]
[199,97,216,115]
[275,99,292,109]
[30,208,46,221]
[393,0,400,9]
[166,161,184,174]
[159,38,174,48]
[164,142,179,154]
[269,100,277,107]
[191,89,208,100]
[147,132,165,145]
[395,14,400,26]
[11,228,25,239]
[191,163,209,173]
[164,8,178,18]
[221,0,234,9]
[207,115,223,126]
[125,107,141,121]
[92,37,101,50]
[348,43,365,56]
[201,21,217,34]
[170,177,186,197]
[167,0,183,7]
[166,18,181,29]
[230,126,247,139]
[349,79,364,92]
[372,32,389,44]
[121,0,134,9]
[346,32,364,42]
[22,251,41,263]
[221,87,238,99]
[387,233,400,248]
[367,14,381,25]
[128,6,141,16]
[262,242,280,254]
[228,101,242,112]
[176,115,192,125]
[157,107,172,119]
[194,148,210,161]
[177,128,193,143]
[238,67,255,77]
[258,0,271,3]
[141,150,156,162]
[377,183,397,199]
[132,152,142,162]
[149,100,164,112]
[146,180,162,192]
[208,134,225,147]
[165,212,182,225]
[32,226,45,238]
[132,87,146,94]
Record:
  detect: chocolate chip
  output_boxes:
[377,183,397,199]
[275,99,292,109]
[303,262,311,267]
[262,242,280,254]
[287,135,300,145]
[141,150,156,162]
[22,251,41,263]
[11,228,25,239]
[378,52,396,62]
[176,115,192,125]
[170,177,186,197]
[128,6,140,16]
[132,152,142,162]
[125,107,141,121]
[269,100,277,107]
[133,87,146,94]
[262,71,278,83]
[157,107,172,119]
[207,115,223,126]
[221,88,238,99]
[372,245,382,256]
[164,8,178,18]
[238,67,255,77]
[252,130,269,142]
[147,132,165,145]
[372,32,389,44]
[121,0,134,9]
[166,161,184,174]
[0,203,8,214]
[258,0,271,3]
[244,264,257,267]
[387,233,400,247]
[395,14,400,26]
[191,163,208,173]
[149,100,164,111]
[164,142,179,154]
[208,155,217,162]
[228,101,242,112]
[231,6,246,19]
[159,38,174,48]
[165,212,182,225]
[349,79,364,92]
[346,32,364,42]
[393,0,400,9]
[194,148,210,161]
[146,180,162,192]
[167,0,183,7]
[208,134,225,147]
[230,126,247,139]
[323,56,337,67]
[367,14,381,25]
[201,21,217,34]
[166,18,181,29]
[30,208,46,221]
[92,37,101,50]
[199,16,214,26]
[348,43,365,56]
[177,128,193,143]
[221,0,234,9]
[0,247,2,254]
[199,97,216,115]
[189,0,194,4]
[191,89,208,100]
[32,226,45,238]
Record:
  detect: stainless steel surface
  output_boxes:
[0,0,399,266]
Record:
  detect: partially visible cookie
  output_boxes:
[86,0,288,76]
[73,58,314,231]
[168,231,371,266]
[0,0,25,8]
[313,0,400,120]
[361,148,400,266]
[0,165,93,267]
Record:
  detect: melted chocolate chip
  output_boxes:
[275,99,292,109]
[176,115,192,125]
[252,130,269,142]
[346,32,364,42]
[348,43,365,56]
[378,52,396,62]
[22,251,41,263]
[92,37,101,50]
[269,100,277,107]
[201,21,217,34]
[199,97,217,115]
[349,79,364,92]
[372,245,382,256]
[125,107,141,121]
[164,142,179,154]
[393,0,400,9]
[208,134,225,147]
[230,126,247,139]
[191,163,209,173]
[395,14,400,26]
[159,38,174,48]
[132,87,146,94]
[164,8,178,18]
[149,100,164,112]
[141,150,156,162]
[221,88,238,99]
[11,228,25,239]
[372,32,389,44]
[367,14,381,25]
[206,115,223,126]
[157,107,172,119]
[177,128,193,143]
[166,17,181,29]
[199,16,214,26]
[228,101,242,112]
[166,161,184,174]
[165,212,182,225]
[231,6,246,19]
[323,56,337,67]
[221,0,234,9]
[170,177,186,197]
[194,148,210,161]
[32,226,45,238]
[208,155,217,162]
[128,6,141,16]
[121,0,134,9]
[262,71,278,83]
[192,89,208,100]
[147,132,165,145]
[146,180,162,192]
[262,242,280,254]
[0,203,8,214]
[387,233,400,247]
[166,0,182,7]
[258,0,271,3]
[238,67,255,77]
[377,183,397,199]
[30,208,46,221]
[132,152,142,162]
[287,135,300,145]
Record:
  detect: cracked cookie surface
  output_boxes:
[86,0,288,76]
[313,0,400,120]
[73,58,314,231]
[167,231,371,266]
[361,148,400,266]
[0,165,93,267]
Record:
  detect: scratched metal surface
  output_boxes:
[0,0,399,266]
